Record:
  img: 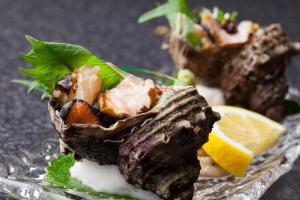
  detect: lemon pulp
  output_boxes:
[202,106,286,176]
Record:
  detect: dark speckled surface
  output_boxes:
[0,0,299,199]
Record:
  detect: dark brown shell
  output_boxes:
[56,74,73,93]
[49,86,220,199]
[221,24,300,120]
[49,101,157,165]
[118,86,220,200]
[155,26,244,86]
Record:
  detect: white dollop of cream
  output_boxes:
[70,159,160,200]
[195,84,225,106]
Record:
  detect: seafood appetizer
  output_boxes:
[139,0,300,120]
[16,36,220,200]
[7,2,300,200]
[139,0,258,86]
[221,24,299,120]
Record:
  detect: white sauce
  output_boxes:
[70,159,160,200]
[195,84,225,106]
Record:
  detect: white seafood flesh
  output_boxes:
[201,11,255,46]
[76,66,101,105]
[99,75,162,118]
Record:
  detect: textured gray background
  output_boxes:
[0,0,299,199]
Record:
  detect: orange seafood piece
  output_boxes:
[61,99,99,125]
[99,75,162,118]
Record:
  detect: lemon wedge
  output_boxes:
[202,106,286,176]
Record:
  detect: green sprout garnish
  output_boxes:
[213,7,238,22]
[138,0,201,48]
[230,11,238,21]
[139,1,239,48]
[213,7,225,22]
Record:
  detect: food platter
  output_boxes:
[1,69,300,200]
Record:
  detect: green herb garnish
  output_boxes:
[138,0,191,23]
[213,7,225,22]
[182,16,201,47]
[16,35,124,98]
[138,0,201,47]
[230,11,238,21]
[45,154,136,200]
[213,7,238,22]
[139,1,239,48]
[11,79,49,98]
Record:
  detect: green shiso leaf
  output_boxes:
[177,0,191,18]
[138,0,200,47]
[182,16,201,47]
[18,35,124,97]
[166,13,201,47]
[166,12,178,31]
[84,55,126,92]
[11,79,50,98]
[283,100,300,118]
[138,0,178,23]
[45,154,136,200]
[138,0,191,23]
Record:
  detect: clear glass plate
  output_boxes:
[1,68,300,200]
